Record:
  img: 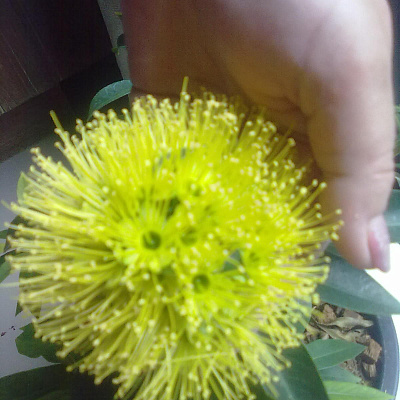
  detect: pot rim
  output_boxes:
[372,315,399,396]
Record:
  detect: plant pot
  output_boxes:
[372,315,400,396]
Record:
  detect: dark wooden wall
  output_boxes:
[0,0,122,161]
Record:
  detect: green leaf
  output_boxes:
[0,229,7,239]
[318,365,361,383]
[17,172,28,202]
[305,339,365,370]
[0,365,69,400]
[0,261,11,283]
[324,242,341,258]
[16,324,60,363]
[87,80,132,119]
[324,381,394,400]
[15,301,23,316]
[385,189,400,242]
[246,386,276,400]
[395,173,400,187]
[3,215,26,251]
[210,386,275,400]
[37,390,71,400]
[117,34,125,48]
[317,254,400,315]
[262,344,329,400]
[112,34,126,54]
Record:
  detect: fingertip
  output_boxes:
[328,209,391,272]
[320,177,392,272]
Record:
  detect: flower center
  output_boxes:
[193,274,210,293]
[181,228,197,246]
[142,231,161,250]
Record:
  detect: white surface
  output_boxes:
[0,136,400,397]
[368,244,400,340]
[368,245,400,400]
[0,135,58,378]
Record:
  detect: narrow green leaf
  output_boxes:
[317,254,400,315]
[324,381,394,400]
[0,261,11,283]
[385,189,400,241]
[305,339,365,370]
[0,229,7,239]
[0,365,69,400]
[318,365,361,383]
[17,172,28,203]
[262,344,329,400]
[87,80,132,119]
[16,323,60,363]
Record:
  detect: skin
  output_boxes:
[121,0,395,270]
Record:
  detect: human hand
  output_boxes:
[121,0,395,271]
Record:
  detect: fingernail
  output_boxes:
[368,215,390,272]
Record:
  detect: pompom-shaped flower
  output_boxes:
[7,82,340,400]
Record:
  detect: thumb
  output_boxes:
[303,34,395,271]
[309,90,395,271]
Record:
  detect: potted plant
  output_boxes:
[0,85,399,400]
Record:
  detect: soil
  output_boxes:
[304,303,383,386]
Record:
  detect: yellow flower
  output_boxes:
[7,81,340,400]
